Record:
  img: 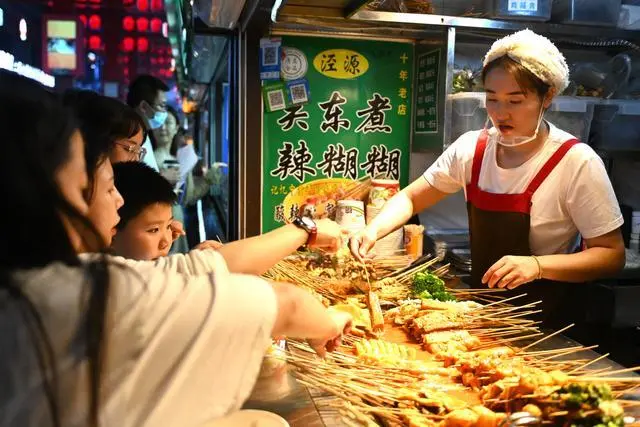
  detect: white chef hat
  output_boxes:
[483,29,569,94]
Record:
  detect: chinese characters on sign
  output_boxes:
[414,49,440,134]
[318,91,350,133]
[270,140,317,183]
[272,92,400,181]
[508,0,538,12]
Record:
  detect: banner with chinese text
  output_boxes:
[262,36,413,233]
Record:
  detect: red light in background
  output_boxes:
[151,0,163,11]
[137,37,149,52]
[88,15,101,31]
[122,37,135,52]
[79,15,87,27]
[89,35,102,50]
[123,16,134,31]
[136,17,149,32]
[150,18,162,33]
[123,0,134,6]
[137,0,149,11]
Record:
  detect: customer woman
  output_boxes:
[350,30,625,325]
[0,70,350,427]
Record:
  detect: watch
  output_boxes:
[292,216,318,247]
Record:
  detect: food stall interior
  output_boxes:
[178,1,640,425]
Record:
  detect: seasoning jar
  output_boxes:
[335,200,366,234]
[369,179,400,208]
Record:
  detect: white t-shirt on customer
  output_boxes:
[423,121,623,255]
[1,250,277,427]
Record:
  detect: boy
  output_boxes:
[112,161,178,260]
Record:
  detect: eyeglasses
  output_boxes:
[113,140,147,161]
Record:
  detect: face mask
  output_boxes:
[486,106,545,147]
[148,110,168,130]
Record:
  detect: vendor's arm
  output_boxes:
[484,149,625,288]
[484,229,625,288]
[216,218,343,276]
[350,179,449,259]
[350,135,472,259]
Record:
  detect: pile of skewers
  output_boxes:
[264,250,640,426]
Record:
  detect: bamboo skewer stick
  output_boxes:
[530,345,599,361]
[475,332,544,349]
[568,353,611,374]
[518,324,575,352]
[586,365,640,378]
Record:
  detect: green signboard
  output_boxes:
[261,36,414,233]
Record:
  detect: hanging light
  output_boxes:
[122,37,135,52]
[150,18,162,33]
[136,17,149,32]
[89,35,101,50]
[123,16,134,31]
[88,15,101,31]
[136,0,149,11]
[19,19,27,41]
[136,37,149,52]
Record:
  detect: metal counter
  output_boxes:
[244,332,640,426]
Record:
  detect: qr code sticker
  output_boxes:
[267,89,286,111]
[263,46,278,66]
[290,83,308,104]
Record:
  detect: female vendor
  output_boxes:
[351,30,625,324]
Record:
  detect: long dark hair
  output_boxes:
[0,71,108,427]
[167,106,182,157]
[63,90,147,199]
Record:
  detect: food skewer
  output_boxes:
[518,323,575,352]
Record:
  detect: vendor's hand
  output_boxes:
[170,220,186,242]
[349,226,378,261]
[308,311,353,358]
[308,218,345,254]
[482,255,541,289]
[194,240,224,251]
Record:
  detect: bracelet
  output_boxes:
[532,256,543,280]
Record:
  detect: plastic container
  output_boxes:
[486,0,552,21]
[590,100,640,149]
[449,92,487,143]
[449,93,595,144]
[369,179,400,209]
[551,0,622,27]
[335,200,365,235]
[544,96,596,143]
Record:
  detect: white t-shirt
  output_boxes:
[141,135,159,171]
[423,122,623,255]
[1,250,278,427]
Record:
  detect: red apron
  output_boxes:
[466,130,580,326]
